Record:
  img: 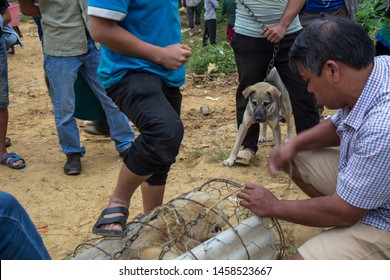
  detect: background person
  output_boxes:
[19,0,135,175]
[222,0,237,44]
[231,0,319,165]
[88,0,192,237]
[0,0,26,170]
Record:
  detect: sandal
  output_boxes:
[235,149,255,166]
[92,206,129,237]
[5,137,11,147]
[1,152,26,170]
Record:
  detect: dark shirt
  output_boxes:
[0,0,9,12]
[222,0,236,26]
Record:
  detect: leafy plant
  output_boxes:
[186,41,237,75]
[355,0,388,39]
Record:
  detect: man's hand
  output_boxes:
[159,44,192,70]
[237,183,279,217]
[261,23,287,43]
[268,142,297,177]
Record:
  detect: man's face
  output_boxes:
[296,62,341,110]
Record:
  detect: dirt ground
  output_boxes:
[3,22,326,260]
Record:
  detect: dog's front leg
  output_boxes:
[223,123,250,167]
[258,122,267,143]
[269,119,282,146]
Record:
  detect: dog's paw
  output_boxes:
[223,158,235,167]
[258,136,267,143]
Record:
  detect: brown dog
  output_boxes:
[121,191,228,260]
[223,68,293,167]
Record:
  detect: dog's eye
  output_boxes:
[262,101,270,107]
[251,100,258,106]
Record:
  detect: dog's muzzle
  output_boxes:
[253,107,268,123]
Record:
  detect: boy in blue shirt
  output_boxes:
[88,0,192,237]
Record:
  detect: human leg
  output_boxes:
[194,3,202,26]
[275,31,319,133]
[44,54,85,174]
[208,19,217,45]
[0,192,51,260]
[80,38,135,154]
[194,3,202,32]
[0,37,24,169]
[44,54,85,156]
[0,37,9,158]
[297,222,390,259]
[93,73,184,235]
[231,33,271,154]
[290,148,339,197]
[141,182,166,214]
[202,20,209,47]
[186,6,195,29]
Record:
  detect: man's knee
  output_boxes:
[0,192,20,215]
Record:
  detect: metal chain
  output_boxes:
[237,0,280,79]
[265,42,279,78]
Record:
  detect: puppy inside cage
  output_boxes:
[69,179,285,260]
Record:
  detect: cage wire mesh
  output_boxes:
[68,178,285,260]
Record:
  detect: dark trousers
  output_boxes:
[203,19,217,47]
[107,73,184,185]
[231,32,319,153]
[186,4,202,29]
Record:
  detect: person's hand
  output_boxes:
[268,142,296,177]
[261,23,287,43]
[159,44,192,70]
[237,183,278,217]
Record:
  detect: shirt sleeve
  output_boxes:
[88,0,128,21]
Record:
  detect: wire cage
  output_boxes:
[69,178,285,260]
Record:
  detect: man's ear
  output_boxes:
[324,60,340,81]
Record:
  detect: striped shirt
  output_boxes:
[331,56,390,231]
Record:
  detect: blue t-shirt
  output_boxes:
[304,0,345,13]
[88,0,185,89]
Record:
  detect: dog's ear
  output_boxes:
[267,86,281,103]
[242,86,255,99]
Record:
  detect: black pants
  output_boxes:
[107,72,184,185]
[203,19,217,47]
[186,4,202,29]
[231,32,319,153]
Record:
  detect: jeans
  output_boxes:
[0,36,9,108]
[44,37,135,155]
[0,192,51,260]
[186,4,202,29]
[232,32,319,153]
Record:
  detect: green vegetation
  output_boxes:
[356,0,388,39]
[186,41,237,75]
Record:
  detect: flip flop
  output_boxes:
[5,137,11,147]
[235,150,255,166]
[1,152,26,170]
[92,206,129,237]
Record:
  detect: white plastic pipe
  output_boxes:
[176,216,277,260]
